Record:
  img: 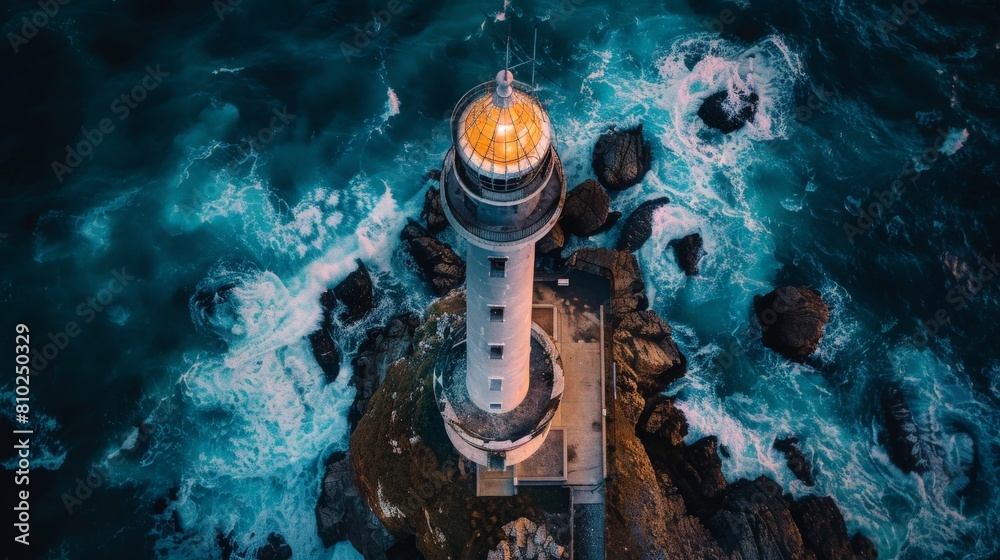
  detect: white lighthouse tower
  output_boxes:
[434,69,566,470]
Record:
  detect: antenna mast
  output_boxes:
[531,24,538,89]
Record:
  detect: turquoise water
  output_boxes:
[1,0,998,558]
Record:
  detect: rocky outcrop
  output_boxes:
[617,197,670,253]
[559,179,611,237]
[791,496,876,560]
[614,310,686,397]
[349,312,420,430]
[774,437,815,486]
[668,233,705,276]
[706,477,809,559]
[639,396,688,447]
[753,286,830,362]
[334,259,376,323]
[309,290,341,383]
[698,89,759,133]
[316,451,396,558]
[881,386,929,474]
[591,125,653,191]
[400,219,465,295]
[421,186,448,234]
[535,222,565,257]
[486,518,567,560]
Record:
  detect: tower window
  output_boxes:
[489,403,502,411]
[489,257,507,278]
[489,378,503,391]
[489,306,505,322]
[490,345,504,360]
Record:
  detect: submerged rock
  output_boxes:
[255,533,292,560]
[559,179,611,237]
[421,186,448,234]
[881,386,930,474]
[698,89,759,133]
[400,219,465,295]
[774,436,815,486]
[668,233,705,276]
[617,197,671,253]
[753,286,830,362]
[592,125,653,191]
[334,259,375,323]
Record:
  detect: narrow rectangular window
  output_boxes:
[489,306,505,322]
[489,378,503,391]
[489,403,502,411]
[489,257,507,278]
[490,345,504,360]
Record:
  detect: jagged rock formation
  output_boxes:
[562,248,875,560]
[400,219,465,295]
[774,437,816,486]
[486,518,568,560]
[421,186,448,234]
[617,197,671,253]
[698,89,759,133]
[315,451,397,558]
[591,125,653,191]
[753,286,831,362]
[881,386,929,474]
[559,179,612,237]
[309,289,342,382]
[348,312,420,430]
[334,259,376,323]
[566,248,647,313]
[668,233,705,276]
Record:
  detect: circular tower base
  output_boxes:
[433,321,564,470]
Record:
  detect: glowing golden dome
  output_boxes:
[456,70,552,181]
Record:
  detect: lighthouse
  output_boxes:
[434,69,567,470]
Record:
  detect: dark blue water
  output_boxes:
[2,0,999,558]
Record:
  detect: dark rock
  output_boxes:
[881,386,929,473]
[400,219,465,295]
[614,320,685,398]
[591,125,653,191]
[535,223,565,256]
[618,310,672,341]
[668,233,705,276]
[698,89,759,133]
[316,452,396,558]
[309,329,341,383]
[753,286,830,361]
[559,179,611,236]
[639,395,688,447]
[421,187,448,234]
[256,533,292,560]
[851,532,879,560]
[707,477,809,560]
[679,437,729,511]
[334,260,375,323]
[424,169,441,182]
[773,437,815,486]
[349,313,420,432]
[591,211,622,235]
[790,496,856,560]
[617,197,671,253]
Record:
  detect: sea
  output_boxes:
[1,0,998,558]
